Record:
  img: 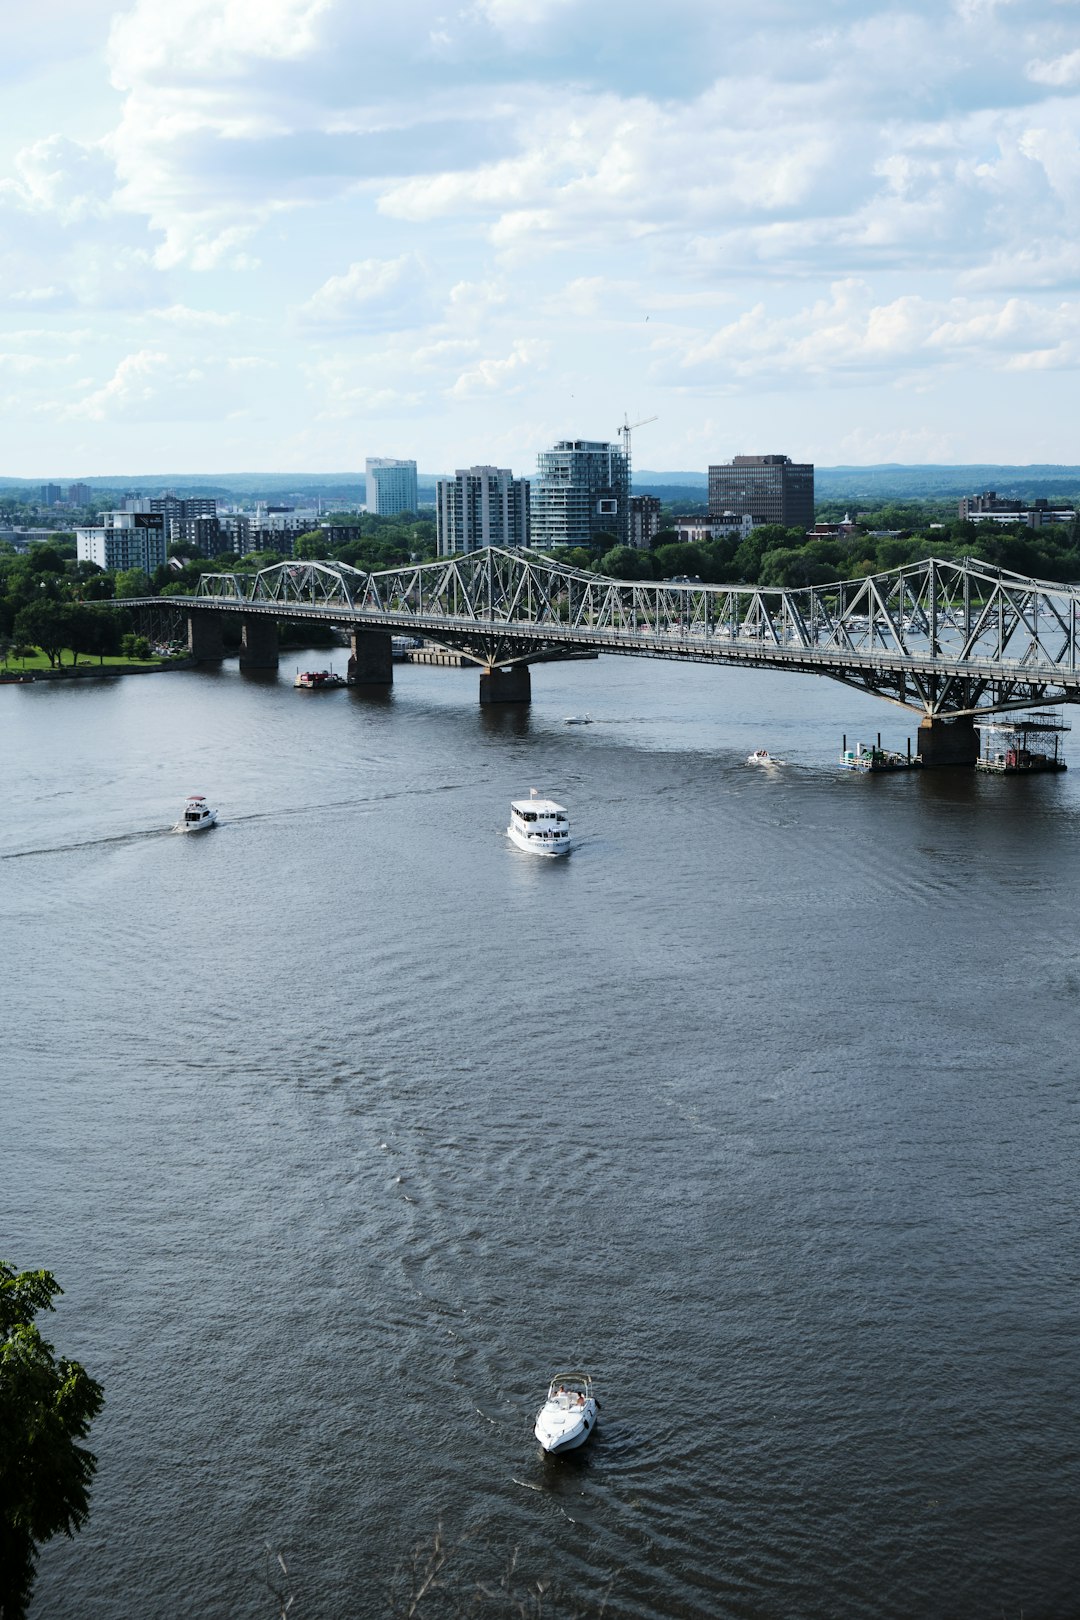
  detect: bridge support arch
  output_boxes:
[348,629,393,686]
[917,715,980,768]
[480,664,531,704]
[240,615,279,670]
[188,610,226,662]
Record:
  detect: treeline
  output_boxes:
[595,510,1080,588]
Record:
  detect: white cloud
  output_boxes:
[1026,48,1080,87]
[658,280,1080,383]
[449,339,548,398]
[66,348,170,420]
[298,254,435,331]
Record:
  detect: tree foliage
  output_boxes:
[0,1263,104,1620]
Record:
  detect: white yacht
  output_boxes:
[507,790,570,857]
[175,795,217,833]
[534,1373,598,1454]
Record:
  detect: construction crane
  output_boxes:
[617,413,658,467]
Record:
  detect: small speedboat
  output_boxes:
[534,1373,598,1454]
[175,795,217,832]
[294,669,345,689]
[564,714,592,726]
[507,789,571,857]
[746,749,783,767]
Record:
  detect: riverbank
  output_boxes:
[0,658,194,683]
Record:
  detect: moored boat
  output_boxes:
[534,1373,598,1454]
[175,795,217,832]
[507,789,570,857]
[294,669,345,689]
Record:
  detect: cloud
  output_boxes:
[658,279,1080,383]
[449,339,548,397]
[297,254,436,331]
[65,348,170,420]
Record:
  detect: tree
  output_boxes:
[12,601,67,667]
[599,544,654,580]
[0,1263,104,1620]
[114,568,152,599]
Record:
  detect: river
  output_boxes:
[2,652,1078,1618]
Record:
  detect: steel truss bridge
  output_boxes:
[180,549,1080,720]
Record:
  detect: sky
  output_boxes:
[2,0,1080,478]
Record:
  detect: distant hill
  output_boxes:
[4,465,1080,505]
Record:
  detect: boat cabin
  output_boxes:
[509,796,569,845]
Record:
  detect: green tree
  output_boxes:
[114,568,151,599]
[0,1263,104,1620]
[12,601,67,667]
[599,544,654,580]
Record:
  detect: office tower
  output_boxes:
[531,439,630,549]
[629,495,662,550]
[436,466,530,556]
[365,458,418,516]
[39,484,62,507]
[707,455,814,531]
[67,482,92,505]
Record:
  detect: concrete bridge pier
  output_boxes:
[239,615,279,670]
[348,629,393,685]
[480,664,531,704]
[188,610,225,663]
[917,715,980,767]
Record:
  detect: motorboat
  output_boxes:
[534,1373,598,1454]
[746,749,783,767]
[294,669,345,689]
[564,714,592,725]
[507,789,570,857]
[175,795,217,832]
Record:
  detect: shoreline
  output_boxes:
[0,659,195,684]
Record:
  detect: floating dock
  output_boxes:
[976,711,1069,774]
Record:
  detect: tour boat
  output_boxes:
[507,790,571,857]
[294,669,345,689]
[175,795,217,833]
[746,749,782,766]
[534,1373,598,1454]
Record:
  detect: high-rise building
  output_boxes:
[708,455,814,531]
[629,495,662,550]
[531,440,630,550]
[67,482,92,505]
[39,484,62,507]
[76,512,168,573]
[436,466,530,556]
[365,458,418,517]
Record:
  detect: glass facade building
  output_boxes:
[707,455,814,531]
[365,458,418,517]
[436,467,530,556]
[531,440,630,550]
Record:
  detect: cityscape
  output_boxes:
[4,1,1080,1618]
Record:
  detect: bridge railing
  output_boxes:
[192,551,1080,678]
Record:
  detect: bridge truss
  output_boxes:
[193,551,1080,718]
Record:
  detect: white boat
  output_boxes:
[564,714,592,725]
[175,794,217,832]
[746,749,783,767]
[507,790,570,857]
[534,1373,598,1454]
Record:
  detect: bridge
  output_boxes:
[142,550,1080,766]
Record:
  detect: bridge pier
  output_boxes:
[348,629,393,686]
[917,715,980,768]
[188,610,225,663]
[239,615,279,670]
[480,664,531,705]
